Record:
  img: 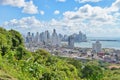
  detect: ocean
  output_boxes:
[74,37,120,50]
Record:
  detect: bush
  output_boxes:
[81,64,104,80]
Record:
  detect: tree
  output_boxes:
[67,59,82,77]
[0,33,8,56]
[81,64,104,80]
[9,29,24,49]
[15,46,31,60]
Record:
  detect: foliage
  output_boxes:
[9,29,24,49]
[81,64,104,80]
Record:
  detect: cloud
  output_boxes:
[1,0,120,37]
[2,14,120,37]
[2,16,44,33]
[40,10,45,15]
[2,17,64,34]
[54,10,60,15]
[22,1,38,14]
[0,0,38,14]
[75,0,101,3]
[112,0,120,8]
[63,4,115,23]
[111,0,120,12]
[56,0,66,2]
[61,1,120,37]
[0,0,25,7]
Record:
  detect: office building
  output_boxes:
[68,35,74,49]
[92,41,102,53]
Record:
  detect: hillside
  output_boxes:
[0,27,120,80]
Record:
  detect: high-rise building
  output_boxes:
[68,35,74,49]
[78,31,82,41]
[58,34,63,40]
[43,30,50,45]
[35,32,39,43]
[82,34,87,42]
[31,33,34,42]
[92,41,102,53]
[62,35,68,41]
[73,31,87,42]
[39,32,44,42]
[51,29,61,47]
[26,32,32,43]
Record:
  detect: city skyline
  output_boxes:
[0,0,120,37]
[25,29,87,43]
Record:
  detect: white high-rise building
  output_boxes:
[43,30,50,45]
[51,29,61,47]
[92,41,102,53]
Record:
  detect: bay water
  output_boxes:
[75,37,120,50]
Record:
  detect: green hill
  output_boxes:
[0,27,120,80]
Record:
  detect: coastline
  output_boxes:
[62,40,120,50]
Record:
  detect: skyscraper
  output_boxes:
[72,31,87,42]
[51,29,61,47]
[35,32,39,43]
[68,35,74,49]
[43,30,50,45]
[39,32,44,43]
[30,33,34,42]
[26,32,32,43]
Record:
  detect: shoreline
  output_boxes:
[62,41,120,50]
[91,40,120,42]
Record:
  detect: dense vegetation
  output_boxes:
[0,27,120,80]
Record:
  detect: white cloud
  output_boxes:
[112,0,120,8]
[75,0,101,3]
[0,0,38,14]
[0,0,25,7]
[62,1,120,37]
[111,0,120,12]
[54,10,60,15]
[22,1,38,14]
[63,4,115,24]
[40,10,45,15]
[2,16,44,33]
[1,0,120,37]
[2,14,120,37]
[2,17,63,34]
[56,0,66,2]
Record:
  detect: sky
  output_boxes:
[0,0,120,37]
